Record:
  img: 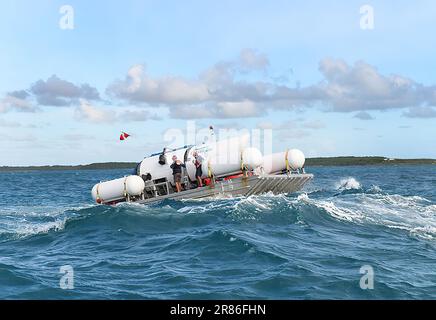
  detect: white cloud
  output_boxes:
[4,51,436,121]
[107,64,210,105]
[107,54,436,119]
[74,99,114,123]
[238,48,269,71]
[74,100,162,124]
[31,75,100,106]
[353,111,375,120]
[1,75,100,114]
[0,95,35,113]
[8,90,30,99]
[216,100,263,118]
[107,49,275,118]
[402,106,436,118]
[168,100,265,119]
[317,59,435,112]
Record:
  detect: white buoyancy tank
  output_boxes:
[287,149,305,170]
[242,147,263,170]
[184,134,259,179]
[263,148,306,174]
[202,134,251,178]
[91,175,145,203]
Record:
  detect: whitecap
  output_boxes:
[305,190,436,240]
[336,177,361,190]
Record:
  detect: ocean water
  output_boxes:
[0,165,435,299]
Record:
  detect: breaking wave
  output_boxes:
[336,177,361,190]
[303,177,436,240]
[2,176,434,243]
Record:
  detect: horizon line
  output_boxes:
[1,156,436,168]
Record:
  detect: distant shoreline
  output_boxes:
[0,157,435,172]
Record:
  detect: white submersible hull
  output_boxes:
[91,133,314,205]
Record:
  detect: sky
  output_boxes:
[1,0,435,166]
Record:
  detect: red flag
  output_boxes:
[120,132,130,141]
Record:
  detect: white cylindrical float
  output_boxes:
[241,147,264,170]
[91,175,145,203]
[184,134,262,179]
[287,149,306,170]
[204,134,249,178]
[263,148,306,174]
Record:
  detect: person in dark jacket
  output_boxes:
[170,155,185,192]
[192,151,204,187]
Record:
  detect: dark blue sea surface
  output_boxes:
[0,165,435,299]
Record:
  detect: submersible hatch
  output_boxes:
[91,133,313,205]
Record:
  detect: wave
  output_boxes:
[1,176,435,242]
[0,204,99,240]
[336,177,361,190]
[281,177,436,239]
[302,193,436,240]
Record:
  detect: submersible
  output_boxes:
[91,133,313,205]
